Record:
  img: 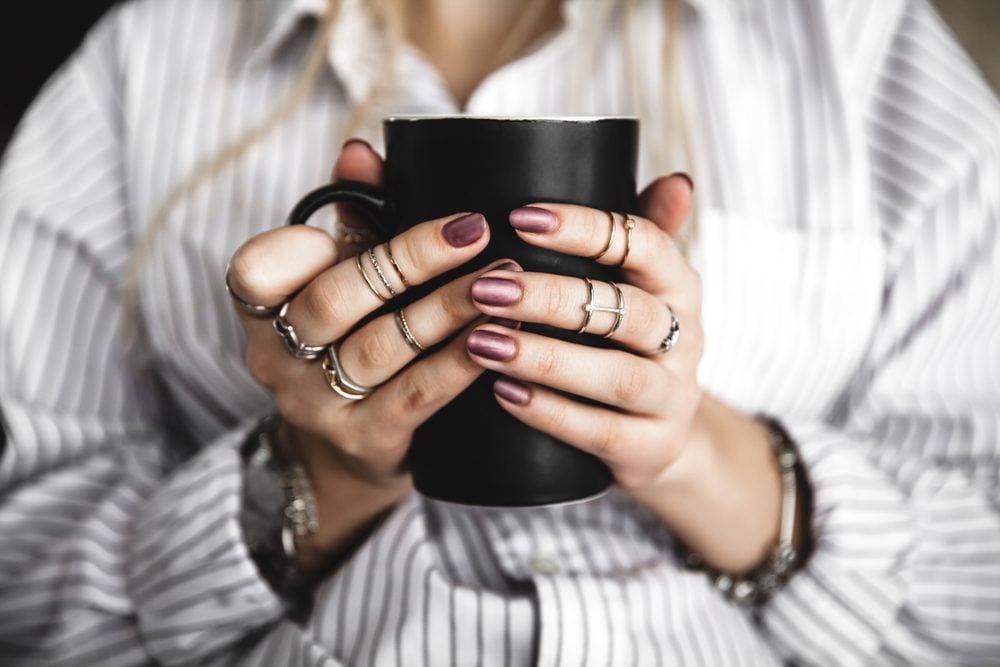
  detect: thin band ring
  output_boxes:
[589,211,617,261]
[356,252,388,303]
[368,247,398,298]
[644,305,681,356]
[224,263,280,317]
[273,301,328,360]
[620,214,636,267]
[578,277,627,339]
[322,343,374,400]
[395,309,426,353]
[384,241,410,288]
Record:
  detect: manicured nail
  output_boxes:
[495,260,523,272]
[509,207,558,233]
[443,213,487,247]
[488,317,521,329]
[341,137,373,151]
[472,277,522,306]
[467,330,516,361]
[494,377,531,406]
[675,171,694,192]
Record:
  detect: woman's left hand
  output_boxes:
[466,174,703,490]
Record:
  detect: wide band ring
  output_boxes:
[273,301,328,360]
[322,343,374,400]
[578,277,626,339]
[225,263,279,317]
[395,309,426,354]
[644,306,681,356]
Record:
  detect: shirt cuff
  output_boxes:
[127,421,284,666]
[755,418,913,666]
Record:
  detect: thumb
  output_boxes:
[638,172,694,240]
[329,138,386,256]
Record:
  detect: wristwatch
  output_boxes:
[239,416,315,614]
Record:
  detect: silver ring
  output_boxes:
[356,252,388,303]
[645,306,680,355]
[225,263,279,317]
[395,309,426,353]
[322,343,374,400]
[578,277,626,339]
[273,301,328,360]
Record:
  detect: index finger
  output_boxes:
[508,204,696,303]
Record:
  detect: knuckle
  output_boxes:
[275,390,307,428]
[395,230,428,279]
[301,276,344,328]
[612,364,649,403]
[630,293,658,333]
[534,344,562,378]
[593,418,622,459]
[398,370,435,414]
[230,240,274,294]
[438,284,471,324]
[353,326,398,374]
[543,281,573,318]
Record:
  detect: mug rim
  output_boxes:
[384,114,638,123]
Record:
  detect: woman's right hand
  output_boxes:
[226,141,510,566]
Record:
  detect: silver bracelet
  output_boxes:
[683,415,803,606]
[279,455,320,560]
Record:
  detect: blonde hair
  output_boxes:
[127,0,692,318]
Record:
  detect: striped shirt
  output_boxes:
[1,0,999,664]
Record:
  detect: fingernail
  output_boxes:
[443,213,487,247]
[341,137,373,151]
[675,172,694,192]
[467,330,516,361]
[509,207,558,233]
[494,377,531,406]
[495,260,523,272]
[488,317,521,329]
[472,277,522,306]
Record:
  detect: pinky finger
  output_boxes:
[491,377,678,482]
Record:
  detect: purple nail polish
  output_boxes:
[509,207,558,233]
[495,260,523,272]
[467,330,516,361]
[488,317,521,330]
[472,277,522,306]
[494,377,531,406]
[443,213,487,247]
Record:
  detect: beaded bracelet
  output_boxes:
[681,415,803,606]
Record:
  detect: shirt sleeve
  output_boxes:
[0,8,290,665]
[756,2,1000,664]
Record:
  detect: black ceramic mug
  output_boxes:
[286,116,639,507]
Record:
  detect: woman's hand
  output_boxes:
[466,174,703,490]
[226,141,506,566]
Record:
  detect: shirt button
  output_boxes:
[528,556,561,576]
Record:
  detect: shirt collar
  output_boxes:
[246,0,709,108]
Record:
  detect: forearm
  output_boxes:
[627,394,802,574]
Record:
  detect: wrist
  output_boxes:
[274,423,412,572]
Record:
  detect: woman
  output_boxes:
[1,0,998,664]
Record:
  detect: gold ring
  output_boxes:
[384,241,410,288]
[395,309,426,353]
[620,214,636,267]
[589,211,617,260]
[368,247,398,298]
[356,252,388,303]
[322,344,373,400]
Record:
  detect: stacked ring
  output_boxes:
[579,277,626,339]
[395,309,426,354]
[273,301,327,360]
[322,343,374,400]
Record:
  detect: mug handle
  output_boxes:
[285,180,392,239]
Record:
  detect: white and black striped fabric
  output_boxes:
[1,0,999,664]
